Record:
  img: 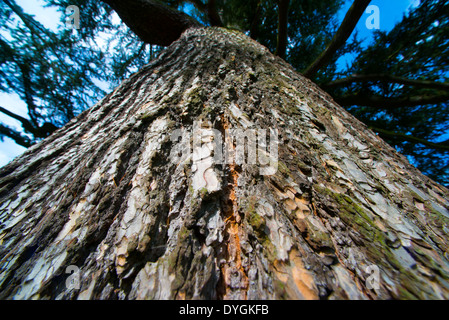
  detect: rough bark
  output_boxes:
[1,27,449,300]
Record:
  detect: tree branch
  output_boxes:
[207,0,224,27]
[0,124,32,148]
[0,106,34,133]
[275,0,290,59]
[102,0,202,46]
[303,0,371,79]
[249,1,262,40]
[371,126,449,152]
[324,74,449,91]
[3,0,53,40]
[336,92,449,109]
[0,106,57,139]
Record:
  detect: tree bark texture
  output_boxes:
[1,27,449,300]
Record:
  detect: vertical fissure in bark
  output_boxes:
[216,115,249,300]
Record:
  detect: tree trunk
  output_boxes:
[1,27,449,300]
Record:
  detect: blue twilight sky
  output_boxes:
[0,0,420,167]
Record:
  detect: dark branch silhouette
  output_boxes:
[324,74,449,91]
[0,106,34,133]
[303,0,371,78]
[336,92,449,109]
[207,0,224,27]
[0,124,32,148]
[102,0,202,46]
[371,126,449,152]
[275,0,290,59]
[249,1,263,40]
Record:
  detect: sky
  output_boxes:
[336,0,420,70]
[0,0,421,167]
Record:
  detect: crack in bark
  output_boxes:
[216,115,249,300]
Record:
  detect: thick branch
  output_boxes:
[0,106,57,139]
[371,127,449,152]
[324,74,449,91]
[0,106,34,133]
[336,92,449,109]
[275,0,290,59]
[0,124,32,148]
[303,0,371,79]
[207,0,224,27]
[249,1,262,40]
[102,0,202,46]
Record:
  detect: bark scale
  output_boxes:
[0,28,449,300]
